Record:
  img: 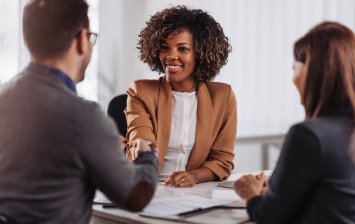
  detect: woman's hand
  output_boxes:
[132,139,157,159]
[234,172,268,202]
[256,172,269,196]
[164,171,198,188]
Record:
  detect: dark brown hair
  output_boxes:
[137,5,232,83]
[294,21,355,119]
[23,0,89,59]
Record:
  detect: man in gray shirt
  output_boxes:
[0,0,158,223]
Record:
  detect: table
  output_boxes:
[90,173,259,224]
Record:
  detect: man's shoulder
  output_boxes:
[71,96,117,140]
[0,72,25,90]
[72,96,102,117]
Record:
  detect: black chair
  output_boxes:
[107,94,128,136]
[0,214,16,224]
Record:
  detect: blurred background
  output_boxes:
[1,0,354,173]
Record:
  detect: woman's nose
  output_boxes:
[166,51,178,60]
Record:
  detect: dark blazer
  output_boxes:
[247,108,355,223]
[0,66,158,224]
[125,77,237,180]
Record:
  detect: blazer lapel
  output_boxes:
[156,77,172,169]
[186,83,213,170]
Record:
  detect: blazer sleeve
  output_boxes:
[125,81,156,160]
[203,86,237,180]
[247,124,321,223]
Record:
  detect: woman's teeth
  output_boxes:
[167,65,181,69]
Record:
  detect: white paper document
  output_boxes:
[212,189,242,202]
[140,196,228,217]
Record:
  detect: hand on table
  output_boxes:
[164,171,198,188]
[256,172,269,196]
[234,171,268,202]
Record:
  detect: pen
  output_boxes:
[178,207,204,217]
[102,203,117,208]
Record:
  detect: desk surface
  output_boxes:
[90,173,263,224]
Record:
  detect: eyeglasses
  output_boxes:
[87,32,98,46]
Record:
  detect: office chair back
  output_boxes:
[107,94,128,136]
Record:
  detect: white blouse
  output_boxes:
[159,91,197,180]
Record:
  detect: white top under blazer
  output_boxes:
[159,91,197,180]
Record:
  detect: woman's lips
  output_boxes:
[166,64,183,73]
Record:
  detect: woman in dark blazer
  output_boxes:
[235,21,355,223]
[125,6,237,187]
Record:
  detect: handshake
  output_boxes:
[131,138,157,159]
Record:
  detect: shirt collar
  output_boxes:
[28,62,77,94]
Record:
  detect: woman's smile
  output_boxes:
[159,28,196,92]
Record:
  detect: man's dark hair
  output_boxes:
[23,0,89,59]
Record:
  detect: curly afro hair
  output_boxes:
[137,5,232,83]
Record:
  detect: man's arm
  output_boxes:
[79,102,158,211]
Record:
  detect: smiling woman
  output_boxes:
[124,5,237,188]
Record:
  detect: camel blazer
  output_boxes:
[125,77,237,180]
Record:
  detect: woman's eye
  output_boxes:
[179,47,189,52]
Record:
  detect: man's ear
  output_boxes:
[76,29,87,55]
